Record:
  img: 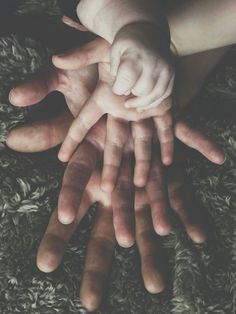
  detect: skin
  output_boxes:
[168,0,236,56]
[8,40,225,231]
[53,36,175,168]
[7,111,210,311]
[77,0,174,110]
[6,28,228,312]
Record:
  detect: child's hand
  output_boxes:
[110,22,175,111]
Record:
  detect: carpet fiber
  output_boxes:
[0,1,235,313]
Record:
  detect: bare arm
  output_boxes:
[168,0,236,56]
[77,0,164,43]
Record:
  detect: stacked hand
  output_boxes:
[10,36,225,197]
[8,111,212,311]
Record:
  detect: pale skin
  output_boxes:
[77,0,174,110]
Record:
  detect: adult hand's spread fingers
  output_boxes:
[146,151,171,236]
[168,165,208,244]
[111,153,135,248]
[80,206,115,312]
[135,188,165,294]
[9,69,58,107]
[6,111,73,152]
[175,120,225,165]
[58,141,99,225]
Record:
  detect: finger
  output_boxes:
[113,57,142,95]
[37,193,91,273]
[135,188,165,293]
[80,206,115,312]
[110,43,121,77]
[101,116,129,193]
[154,110,174,166]
[132,120,153,187]
[138,76,175,111]
[125,70,173,109]
[62,16,89,32]
[146,152,171,236]
[6,111,73,152]
[112,153,135,248]
[175,121,225,165]
[131,68,156,97]
[58,141,99,225]
[9,70,58,107]
[53,37,110,70]
[168,167,208,244]
[58,96,103,162]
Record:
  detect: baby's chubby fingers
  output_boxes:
[112,56,142,96]
[124,68,174,110]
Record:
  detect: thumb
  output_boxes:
[6,111,73,153]
[52,38,111,70]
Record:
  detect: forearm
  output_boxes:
[77,0,164,43]
[168,0,236,57]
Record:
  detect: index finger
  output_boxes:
[58,140,99,225]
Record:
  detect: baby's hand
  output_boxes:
[111,22,175,111]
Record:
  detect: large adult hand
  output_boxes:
[7,112,209,311]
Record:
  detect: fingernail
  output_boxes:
[59,214,74,225]
[9,89,15,104]
[58,151,68,163]
[219,154,227,165]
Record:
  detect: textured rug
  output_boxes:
[0,1,235,313]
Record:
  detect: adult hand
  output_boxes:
[7,112,209,311]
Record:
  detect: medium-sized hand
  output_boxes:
[7,111,223,243]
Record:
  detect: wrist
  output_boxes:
[76,0,166,44]
[115,19,171,52]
